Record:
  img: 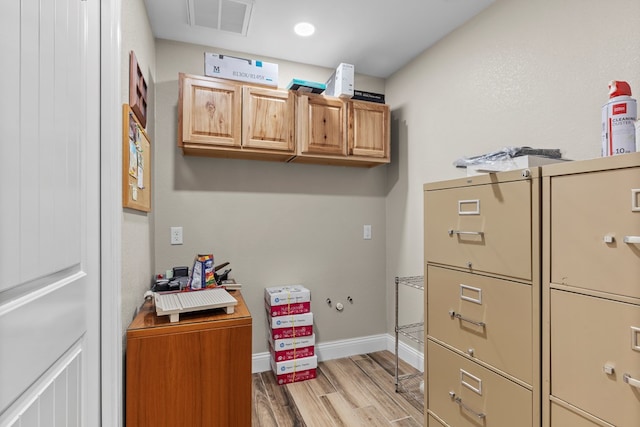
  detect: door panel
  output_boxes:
[0,0,100,424]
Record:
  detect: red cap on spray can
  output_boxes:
[608,80,632,98]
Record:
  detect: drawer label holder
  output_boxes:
[460,369,483,395]
[460,284,483,305]
[458,199,480,215]
[632,326,640,352]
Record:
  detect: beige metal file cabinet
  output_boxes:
[424,168,542,427]
[542,152,640,427]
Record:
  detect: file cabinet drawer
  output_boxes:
[551,402,611,427]
[551,289,640,426]
[427,340,532,427]
[427,413,446,426]
[425,178,533,280]
[549,166,640,299]
[427,266,533,384]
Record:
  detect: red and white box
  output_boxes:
[274,368,317,385]
[271,355,318,385]
[265,285,311,306]
[267,312,314,340]
[266,300,311,317]
[269,334,315,362]
[269,324,313,340]
[265,285,311,316]
[267,312,313,329]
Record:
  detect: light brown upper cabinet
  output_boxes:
[178,73,390,166]
[348,100,389,161]
[179,73,295,161]
[295,94,347,157]
[179,73,242,149]
[242,85,295,153]
[292,93,390,167]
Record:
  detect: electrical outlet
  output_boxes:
[170,226,183,245]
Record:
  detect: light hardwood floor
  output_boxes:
[252,351,424,427]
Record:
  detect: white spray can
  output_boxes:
[602,80,637,156]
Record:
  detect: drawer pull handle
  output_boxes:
[623,373,640,389]
[449,310,486,327]
[449,391,486,419]
[448,229,484,237]
[623,236,640,244]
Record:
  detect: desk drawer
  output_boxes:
[549,166,640,299]
[425,179,533,280]
[427,266,533,384]
[551,289,640,426]
[427,340,532,427]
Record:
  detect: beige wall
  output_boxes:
[154,39,388,354]
[121,0,156,337]
[123,0,640,360]
[384,0,640,345]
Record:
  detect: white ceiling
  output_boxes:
[144,0,495,79]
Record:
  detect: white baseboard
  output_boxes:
[252,333,424,373]
[385,334,424,372]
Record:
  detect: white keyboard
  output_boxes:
[154,288,238,322]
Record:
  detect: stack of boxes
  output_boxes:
[265,285,317,384]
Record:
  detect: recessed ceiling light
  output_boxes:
[294,22,315,37]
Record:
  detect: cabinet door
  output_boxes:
[348,100,389,160]
[126,324,252,427]
[179,74,242,147]
[200,324,252,426]
[126,331,205,427]
[296,94,347,156]
[243,86,295,152]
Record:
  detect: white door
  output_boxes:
[0,0,101,425]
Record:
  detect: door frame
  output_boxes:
[100,0,123,425]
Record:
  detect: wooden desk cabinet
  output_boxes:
[126,291,252,427]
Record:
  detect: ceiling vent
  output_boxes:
[187,0,254,35]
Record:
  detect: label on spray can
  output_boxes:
[602,81,637,156]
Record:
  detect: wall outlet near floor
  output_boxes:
[363,224,372,240]
[170,226,183,245]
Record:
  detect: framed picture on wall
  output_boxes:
[129,51,148,128]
